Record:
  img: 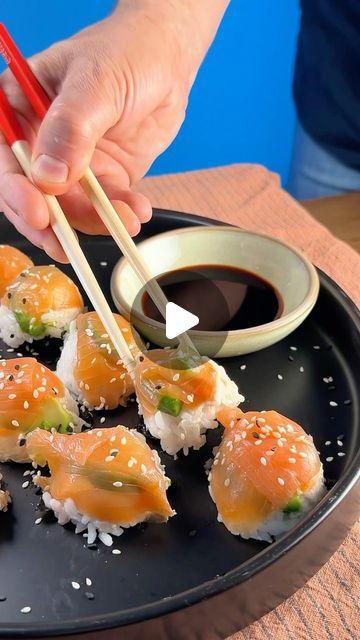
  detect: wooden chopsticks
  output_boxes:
[0,86,136,376]
[0,23,195,354]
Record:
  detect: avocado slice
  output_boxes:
[158,395,183,417]
[35,397,74,434]
[14,310,46,338]
[283,494,303,513]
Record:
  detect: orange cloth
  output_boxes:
[138,164,360,639]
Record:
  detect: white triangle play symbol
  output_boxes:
[165,302,199,340]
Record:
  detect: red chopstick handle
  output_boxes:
[0,23,51,119]
[0,86,26,145]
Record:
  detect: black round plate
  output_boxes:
[0,210,359,640]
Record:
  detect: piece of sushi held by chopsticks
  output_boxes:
[0,245,33,297]
[26,425,174,546]
[0,358,83,463]
[209,407,325,542]
[56,311,141,411]
[0,472,11,512]
[135,348,243,457]
[0,265,84,348]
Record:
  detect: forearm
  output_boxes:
[113,0,229,83]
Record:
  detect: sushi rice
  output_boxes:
[210,469,325,543]
[141,361,243,456]
[0,305,82,348]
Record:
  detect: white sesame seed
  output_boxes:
[71,581,81,590]
[260,457,267,466]
[277,477,285,486]
[329,401,338,407]
[224,478,230,487]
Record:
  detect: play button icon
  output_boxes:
[165,302,199,340]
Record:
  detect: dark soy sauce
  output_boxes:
[142,265,283,331]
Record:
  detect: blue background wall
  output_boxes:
[1,1,300,186]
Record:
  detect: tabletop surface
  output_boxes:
[302,192,360,254]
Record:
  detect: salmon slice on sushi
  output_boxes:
[209,407,325,542]
[26,425,174,546]
[56,311,141,411]
[135,348,243,456]
[0,245,33,298]
[0,265,84,347]
[0,358,83,463]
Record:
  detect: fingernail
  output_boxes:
[32,154,69,184]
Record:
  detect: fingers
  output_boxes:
[57,177,152,236]
[1,206,68,263]
[31,60,120,195]
[0,135,50,230]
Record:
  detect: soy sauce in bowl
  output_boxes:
[142,265,283,332]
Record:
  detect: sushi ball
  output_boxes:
[56,311,141,411]
[0,357,83,463]
[0,245,33,298]
[26,425,175,546]
[0,265,84,348]
[0,472,10,512]
[135,348,243,456]
[209,407,326,542]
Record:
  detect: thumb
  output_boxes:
[31,65,120,195]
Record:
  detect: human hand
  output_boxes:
[0,3,200,261]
